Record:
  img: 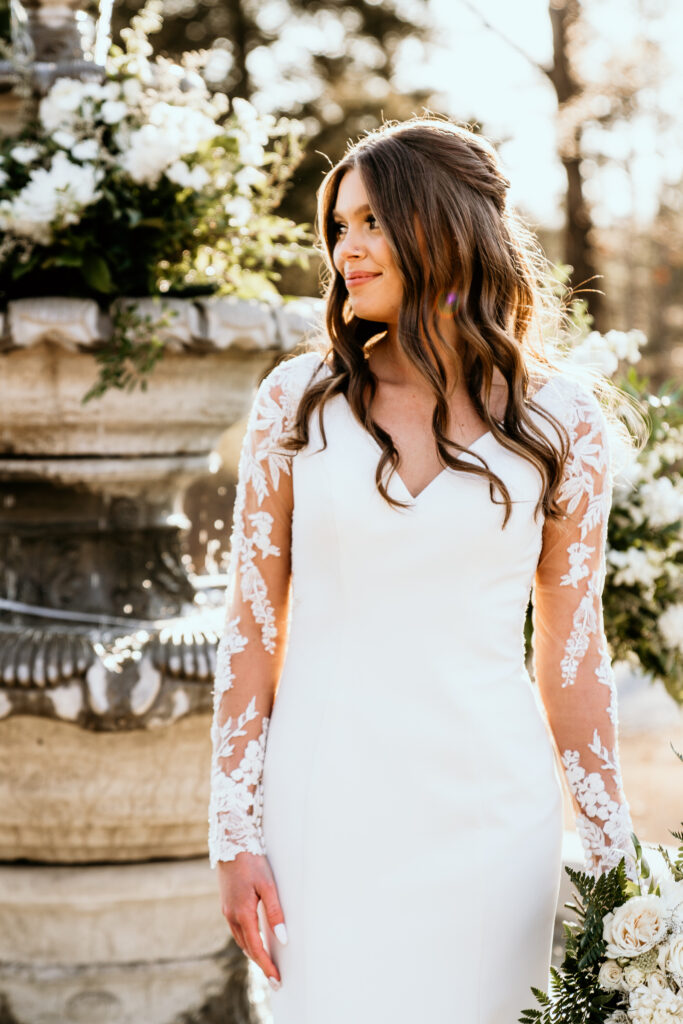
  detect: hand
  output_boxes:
[216,851,287,988]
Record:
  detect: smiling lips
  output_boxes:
[345,271,381,288]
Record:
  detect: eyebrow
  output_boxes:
[331,203,372,219]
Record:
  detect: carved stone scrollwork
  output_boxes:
[0,619,221,729]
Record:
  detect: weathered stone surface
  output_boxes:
[6,298,103,351]
[0,714,216,861]
[0,857,267,1024]
[0,858,227,963]
[196,297,278,351]
[0,951,262,1024]
[0,342,276,457]
[109,297,203,351]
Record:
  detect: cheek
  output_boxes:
[376,239,400,280]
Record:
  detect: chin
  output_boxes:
[348,303,391,323]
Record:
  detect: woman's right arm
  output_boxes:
[208,360,298,989]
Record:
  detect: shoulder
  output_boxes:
[530,370,609,442]
[248,349,331,437]
[258,350,330,406]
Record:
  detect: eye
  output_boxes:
[367,214,378,230]
[332,221,347,239]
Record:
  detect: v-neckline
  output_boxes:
[337,393,494,502]
[334,375,557,504]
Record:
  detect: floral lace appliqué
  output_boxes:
[207,353,322,866]
[536,382,637,882]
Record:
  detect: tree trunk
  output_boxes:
[548,0,606,331]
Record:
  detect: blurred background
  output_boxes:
[107,0,683,379]
[0,3,681,1022]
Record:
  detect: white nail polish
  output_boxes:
[274,923,288,945]
[268,976,281,991]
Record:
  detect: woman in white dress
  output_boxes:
[208,117,641,1023]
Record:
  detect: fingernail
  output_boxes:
[274,923,288,945]
[268,976,281,991]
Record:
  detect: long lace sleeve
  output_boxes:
[532,385,638,883]
[208,357,302,868]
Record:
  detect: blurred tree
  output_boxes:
[461,0,671,336]
[112,0,438,292]
[0,0,10,47]
[649,177,683,363]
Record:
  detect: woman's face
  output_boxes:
[331,167,403,326]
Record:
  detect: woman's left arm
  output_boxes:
[532,386,639,882]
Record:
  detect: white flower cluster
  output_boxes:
[572,328,648,376]
[598,871,683,1021]
[607,547,669,602]
[0,0,286,246]
[0,151,103,244]
[115,101,219,186]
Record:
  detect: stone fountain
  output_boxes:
[0,4,320,1020]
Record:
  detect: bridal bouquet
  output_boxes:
[520,747,683,1023]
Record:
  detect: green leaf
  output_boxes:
[81,255,114,294]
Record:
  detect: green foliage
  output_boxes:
[603,368,683,704]
[519,859,632,1023]
[520,747,683,1022]
[81,301,176,403]
[525,279,683,706]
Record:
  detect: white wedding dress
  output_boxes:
[208,349,637,1023]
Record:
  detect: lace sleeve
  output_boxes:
[208,357,303,867]
[532,385,638,882]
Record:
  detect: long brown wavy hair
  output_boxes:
[277,116,601,525]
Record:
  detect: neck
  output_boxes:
[372,317,462,393]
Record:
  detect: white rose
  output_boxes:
[658,934,683,979]
[598,959,626,991]
[647,970,670,995]
[71,139,100,162]
[605,1013,630,1024]
[623,964,647,990]
[603,895,669,959]
[10,144,41,164]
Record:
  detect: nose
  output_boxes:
[335,226,365,267]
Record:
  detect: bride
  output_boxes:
[208,116,643,1022]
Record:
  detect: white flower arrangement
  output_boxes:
[0,0,311,314]
[597,869,683,1023]
[521,750,683,1023]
